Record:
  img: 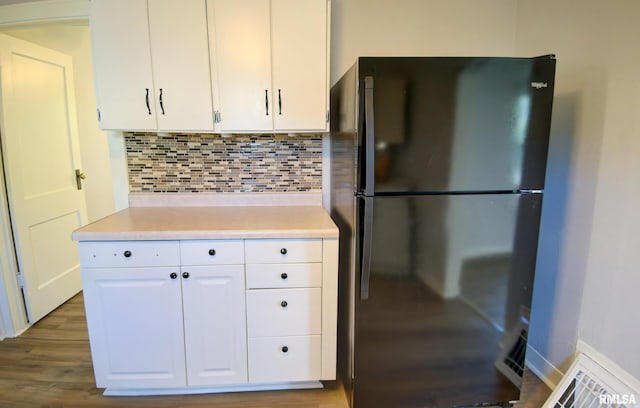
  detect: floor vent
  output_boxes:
[495,317,529,388]
[542,353,639,407]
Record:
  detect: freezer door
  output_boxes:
[354,193,543,407]
[356,57,555,194]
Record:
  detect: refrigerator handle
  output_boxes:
[360,197,374,300]
[364,76,375,196]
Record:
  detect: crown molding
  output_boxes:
[0,0,89,27]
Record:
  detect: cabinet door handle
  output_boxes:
[170,272,178,279]
[123,250,132,258]
[280,248,287,255]
[159,88,165,115]
[280,273,288,280]
[278,89,282,115]
[281,346,289,353]
[182,272,190,279]
[265,89,269,116]
[280,300,288,308]
[208,249,216,256]
[145,88,151,115]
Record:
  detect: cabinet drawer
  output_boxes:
[246,288,321,337]
[246,263,322,289]
[79,241,180,268]
[180,240,244,265]
[248,335,321,383]
[245,239,322,264]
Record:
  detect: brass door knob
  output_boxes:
[75,169,86,190]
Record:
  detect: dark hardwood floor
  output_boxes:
[0,293,550,407]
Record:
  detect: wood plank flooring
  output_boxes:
[0,293,550,407]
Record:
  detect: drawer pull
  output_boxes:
[170,272,178,279]
[280,248,287,255]
[280,300,288,308]
[123,250,132,258]
[281,346,289,353]
[208,249,216,256]
[280,273,288,280]
[182,272,190,279]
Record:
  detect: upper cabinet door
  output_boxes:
[91,0,157,131]
[91,0,328,132]
[148,0,214,132]
[209,0,273,133]
[271,0,328,131]
[209,0,329,133]
[91,0,214,132]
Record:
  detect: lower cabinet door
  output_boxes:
[181,265,248,386]
[82,267,186,389]
[248,335,321,383]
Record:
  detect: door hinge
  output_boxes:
[213,110,221,124]
[16,272,25,288]
[326,110,330,123]
[97,108,101,122]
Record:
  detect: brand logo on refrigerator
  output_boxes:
[531,82,548,89]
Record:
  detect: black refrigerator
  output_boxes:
[329,56,556,408]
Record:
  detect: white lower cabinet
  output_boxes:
[182,265,247,386]
[245,238,327,383]
[247,288,322,337]
[80,240,246,389]
[248,336,321,383]
[82,266,187,389]
[79,237,338,393]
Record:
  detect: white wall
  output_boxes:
[1,22,115,222]
[330,0,518,84]
[516,0,640,382]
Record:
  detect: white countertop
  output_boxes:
[71,205,339,241]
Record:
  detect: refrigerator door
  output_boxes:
[355,57,555,194]
[354,192,543,408]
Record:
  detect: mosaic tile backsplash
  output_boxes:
[125,133,323,193]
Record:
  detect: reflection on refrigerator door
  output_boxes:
[354,193,542,407]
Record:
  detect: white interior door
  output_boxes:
[0,34,87,324]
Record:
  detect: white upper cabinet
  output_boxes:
[209,0,273,132]
[91,0,214,132]
[271,0,328,131]
[209,0,329,133]
[90,0,328,133]
[148,0,214,131]
[90,0,156,131]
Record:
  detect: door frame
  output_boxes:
[0,0,89,338]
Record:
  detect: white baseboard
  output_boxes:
[525,344,565,390]
[104,381,323,396]
[526,340,640,398]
